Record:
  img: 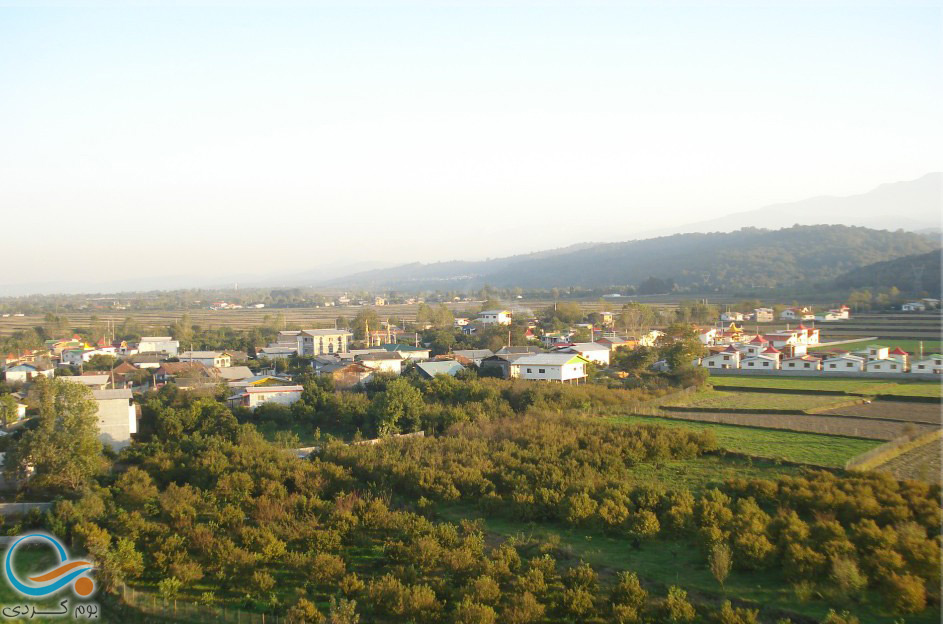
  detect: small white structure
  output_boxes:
[782,355,821,371]
[741,347,781,370]
[66,375,110,390]
[637,330,664,348]
[478,310,512,325]
[227,385,303,410]
[866,345,890,361]
[720,311,744,322]
[822,354,865,372]
[556,342,610,366]
[92,388,137,450]
[697,328,718,345]
[911,355,943,374]
[61,348,113,366]
[179,351,232,368]
[137,337,180,356]
[902,302,926,312]
[509,353,588,383]
[699,347,741,370]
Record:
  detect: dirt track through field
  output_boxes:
[875,437,942,484]
[821,401,942,425]
[655,410,939,441]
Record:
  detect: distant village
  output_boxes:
[2,298,940,455]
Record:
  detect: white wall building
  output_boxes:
[822,354,865,372]
[911,355,942,374]
[92,388,137,450]
[298,329,352,356]
[179,351,232,368]
[556,343,610,366]
[228,385,303,410]
[700,347,741,370]
[509,353,588,383]
[137,337,180,356]
[781,355,822,371]
[478,310,512,325]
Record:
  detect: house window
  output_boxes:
[538,368,545,373]
[804,363,810,369]
[763,362,769,367]
[830,364,836,369]
[527,368,532,373]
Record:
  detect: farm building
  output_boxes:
[137,337,180,356]
[477,310,512,325]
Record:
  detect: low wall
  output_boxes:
[0,502,53,517]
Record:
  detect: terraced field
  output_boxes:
[876,437,942,484]
[648,409,936,441]
[661,389,856,412]
[822,400,942,425]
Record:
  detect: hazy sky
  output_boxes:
[1,1,941,291]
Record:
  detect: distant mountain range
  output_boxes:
[638,172,942,237]
[328,225,940,292]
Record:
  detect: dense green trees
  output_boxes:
[3,377,104,492]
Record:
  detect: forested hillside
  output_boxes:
[835,250,941,296]
[330,225,939,292]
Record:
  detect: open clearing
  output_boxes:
[603,414,880,467]
[822,400,942,425]
[711,375,942,398]
[875,437,942,484]
[661,389,855,412]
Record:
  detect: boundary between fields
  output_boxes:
[845,429,943,471]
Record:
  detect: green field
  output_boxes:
[710,375,942,398]
[811,339,942,354]
[436,503,940,624]
[604,414,880,467]
[661,389,856,411]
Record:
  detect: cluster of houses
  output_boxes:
[696,324,940,375]
[720,305,851,324]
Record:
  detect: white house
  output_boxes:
[556,342,610,366]
[298,329,352,356]
[92,388,137,450]
[781,307,814,321]
[902,302,926,312]
[137,337,180,356]
[866,345,890,361]
[227,385,303,410]
[911,355,943,374]
[66,375,110,390]
[60,347,112,366]
[356,352,404,375]
[720,311,744,322]
[637,330,664,348]
[822,354,865,372]
[865,359,905,374]
[754,308,774,323]
[257,346,297,360]
[699,347,741,370]
[697,328,718,345]
[509,353,588,383]
[782,355,822,371]
[888,347,909,368]
[179,351,232,368]
[478,310,512,326]
[740,355,778,370]
[3,363,54,384]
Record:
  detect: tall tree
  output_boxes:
[5,377,104,492]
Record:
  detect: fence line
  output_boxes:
[116,584,286,624]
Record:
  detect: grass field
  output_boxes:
[604,414,881,467]
[436,503,941,624]
[711,375,942,398]
[811,339,942,354]
[661,389,855,411]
